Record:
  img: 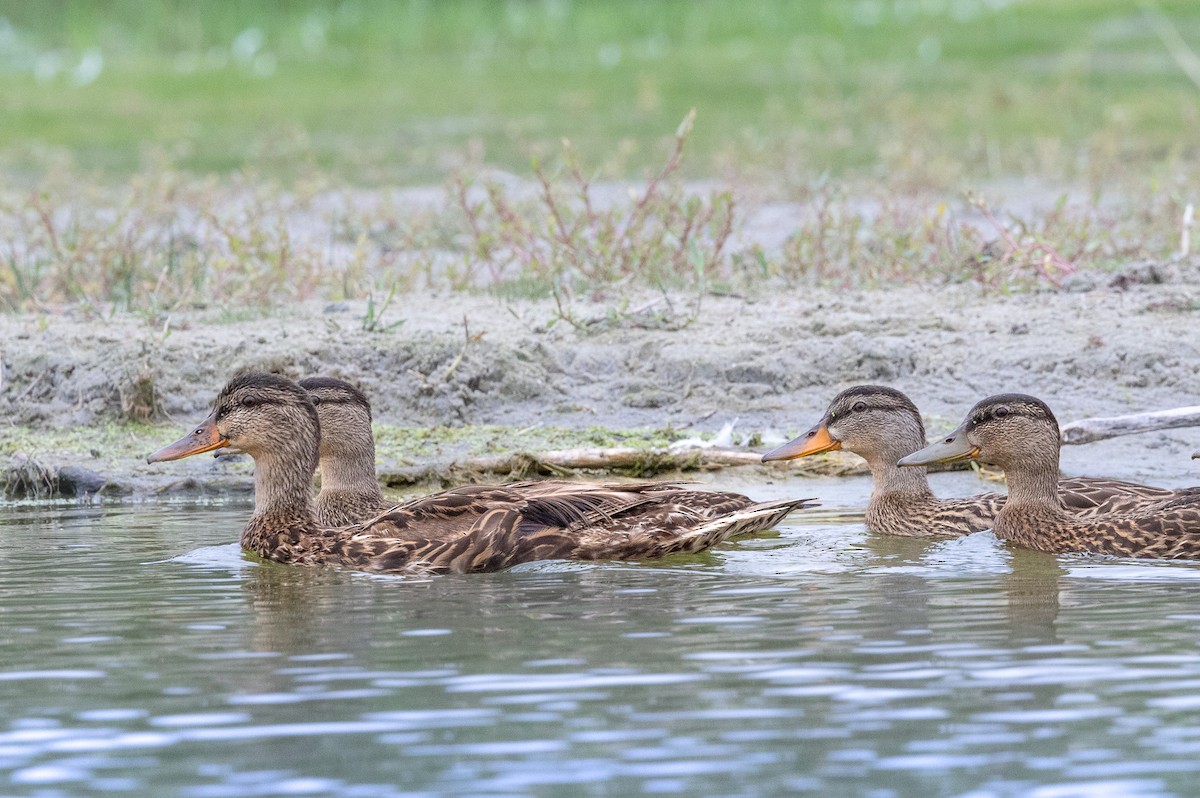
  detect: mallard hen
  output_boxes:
[148,373,812,574]
[898,393,1200,558]
[762,385,1176,537]
[215,376,391,526]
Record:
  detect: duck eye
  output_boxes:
[240,396,259,408]
[993,407,1010,418]
[852,401,866,413]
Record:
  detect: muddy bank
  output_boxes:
[3,265,1200,499]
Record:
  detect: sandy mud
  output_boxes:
[3,259,1200,499]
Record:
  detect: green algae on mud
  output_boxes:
[0,421,850,501]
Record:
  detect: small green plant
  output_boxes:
[361,282,405,332]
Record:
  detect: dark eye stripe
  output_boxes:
[310,397,358,406]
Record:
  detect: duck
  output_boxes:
[897,393,1200,558]
[761,385,1177,537]
[148,372,813,574]
[215,376,392,526]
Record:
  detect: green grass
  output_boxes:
[2,0,1199,185]
[1,2,1196,313]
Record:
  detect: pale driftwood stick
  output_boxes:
[376,445,976,488]
[1060,407,1200,445]
[380,447,768,486]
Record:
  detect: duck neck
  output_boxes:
[992,457,1068,549]
[996,435,1065,514]
[251,451,317,522]
[857,433,935,504]
[867,453,935,500]
[242,430,321,560]
[1001,460,1063,511]
[318,452,384,504]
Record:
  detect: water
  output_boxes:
[4,476,1200,797]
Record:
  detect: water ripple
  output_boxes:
[5,500,1200,796]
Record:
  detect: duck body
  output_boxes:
[1056,476,1178,516]
[762,385,1182,537]
[993,499,1200,559]
[255,480,803,573]
[899,393,1200,559]
[150,373,811,575]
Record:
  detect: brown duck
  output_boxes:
[149,373,813,574]
[217,377,391,526]
[761,385,1176,537]
[898,393,1200,558]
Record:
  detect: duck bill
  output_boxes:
[146,413,229,463]
[897,422,980,467]
[1194,451,1200,460]
[762,423,840,462]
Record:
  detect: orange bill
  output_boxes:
[146,413,229,463]
[761,423,841,462]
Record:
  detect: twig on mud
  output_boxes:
[673,410,718,431]
[440,315,481,382]
[13,372,45,403]
[377,443,976,488]
[1182,203,1194,258]
[381,446,775,487]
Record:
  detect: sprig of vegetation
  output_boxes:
[454,109,733,329]
[361,282,405,333]
[772,183,1186,291]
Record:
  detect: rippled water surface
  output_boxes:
[5,475,1200,797]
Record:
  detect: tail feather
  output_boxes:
[672,498,815,554]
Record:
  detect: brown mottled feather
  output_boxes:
[1056,476,1178,515]
[997,500,1200,559]
[865,492,1005,538]
[243,480,813,575]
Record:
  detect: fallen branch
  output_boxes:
[1061,406,1200,445]
[377,445,975,488]
[380,446,764,486]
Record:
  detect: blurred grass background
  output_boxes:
[2,0,1198,187]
